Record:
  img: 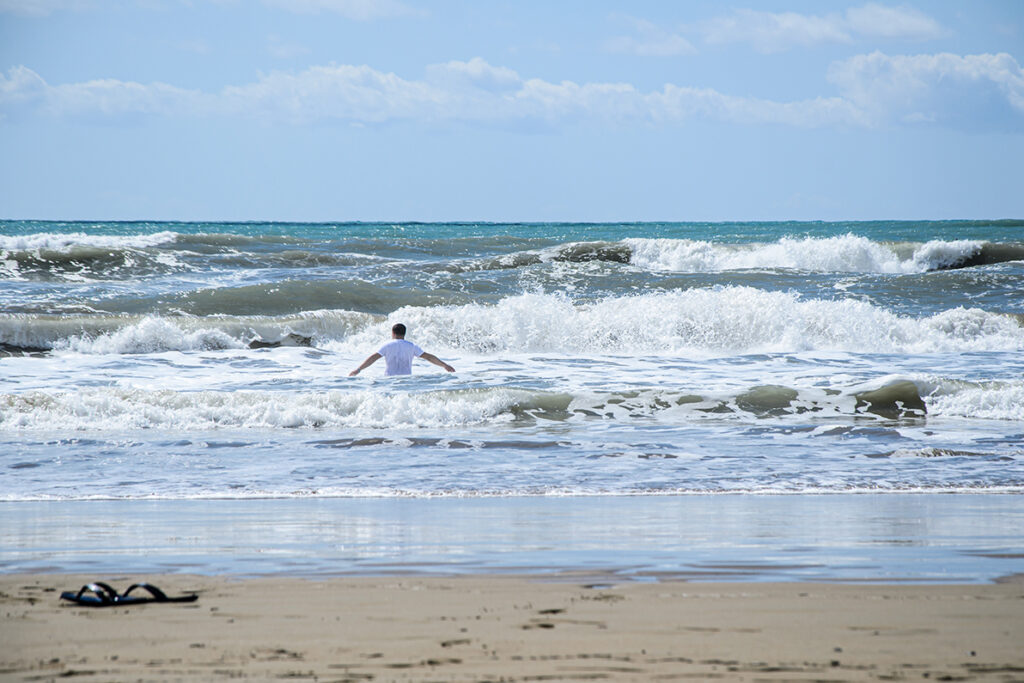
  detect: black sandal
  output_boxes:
[60,582,197,607]
[59,582,120,606]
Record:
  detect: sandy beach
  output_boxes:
[3,573,1022,682]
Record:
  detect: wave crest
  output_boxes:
[0,231,186,281]
[0,231,179,252]
[0,310,376,354]
[622,235,997,273]
[381,288,1024,355]
[0,387,561,430]
[923,379,1024,421]
[9,378,1021,432]
[4,287,1022,355]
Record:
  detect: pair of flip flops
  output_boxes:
[60,582,198,607]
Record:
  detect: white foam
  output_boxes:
[57,317,243,354]
[0,231,179,253]
[926,380,1024,421]
[910,239,985,270]
[338,288,1024,356]
[562,386,863,422]
[8,289,1023,358]
[623,235,983,273]
[1,310,376,354]
[0,387,541,430]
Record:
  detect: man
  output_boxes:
[349,323,455,377]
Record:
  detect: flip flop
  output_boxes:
[119,582,198,605]
[59,582,120,606]
[60,582,197,607]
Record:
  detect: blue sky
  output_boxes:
[1,0,1022,221]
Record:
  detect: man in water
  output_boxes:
[349,323,455,377]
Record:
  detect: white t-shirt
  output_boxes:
[377,339,424,376]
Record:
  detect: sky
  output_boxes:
[1,0,1022,222]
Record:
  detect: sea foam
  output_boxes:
[0,231,179,252]
[376,288,1024,355]
[0,310,377,354]
[0,231,185,281]
[58,317,243,354]
[7,286,1022,356]
[623,235,984,273]
[4,376,1021,432]
[0,387,549,430]
[924,379,1024,422]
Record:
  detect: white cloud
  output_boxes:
[218,64,436,123]
[51,79,204,118]
[702,8,852,53]
[605,16,697,57]
[515,79,644,124]
[425,57,522,93]
[0,66,204,118]
[212,61,858,127]
[700,3,945,53]
[828,51,1024,129]
[845,3,946,40]
[651,86,866,127]
[261,0,420,21]
[0,65,48,103]
[4,53,1021,132]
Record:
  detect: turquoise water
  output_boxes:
[4,218,1023,241]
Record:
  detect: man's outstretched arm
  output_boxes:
[420,352,455,372]
[349,352,382,376]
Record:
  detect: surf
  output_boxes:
[370,288,1024,356]
[3,286,1022,355]
[620,235,1021,273]
[4,377,1020,432]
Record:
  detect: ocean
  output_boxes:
[2,220,1023,580]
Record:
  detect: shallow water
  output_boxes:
[3,495,1021,583]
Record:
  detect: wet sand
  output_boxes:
[3,573,1023,682]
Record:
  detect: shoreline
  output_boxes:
[4,572,1022,682]
[3,493,1022,583]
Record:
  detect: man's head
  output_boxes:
[391,323,406,339]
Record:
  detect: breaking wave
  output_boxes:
[381,289,1024,355]
[4,377,1020,432]
[921,378,1024,422]
[622,235,1024,273]
[3,287,1022,355]
[0,387,563,430]
[0,231,389,281]
[432,235,1024,276]
[6,231,1020,283]
[0,231,186,281]
[0,231,179,252]
[0,310,376,355]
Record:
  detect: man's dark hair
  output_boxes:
[392,323,406,338]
